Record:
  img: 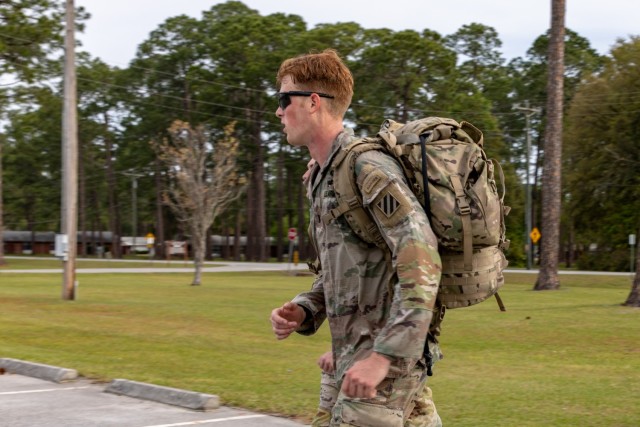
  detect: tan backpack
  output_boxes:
[325,117,510,310]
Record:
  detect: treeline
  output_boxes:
[1,0,638,269]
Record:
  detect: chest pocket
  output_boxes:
[312,175,354,243]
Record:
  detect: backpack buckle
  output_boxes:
[458,202,471,216]
[450,175,470,215]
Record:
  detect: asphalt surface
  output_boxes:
[0,373,304,427]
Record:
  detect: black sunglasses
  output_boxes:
[276,91,335,110]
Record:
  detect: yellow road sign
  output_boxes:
[530,227,541,244]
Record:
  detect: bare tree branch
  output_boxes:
[153,120,246,285]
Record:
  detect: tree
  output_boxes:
[535,0,565,290]
[155,120,245,285]
[625,239,640,307]
[124,14,207,257]
[76,58,131,258]
[0,0,82,265]
[504,28,603,269]
[198,2,305,261]
[0,135,4,265]
[564,36,640,303]
[444,22,507,97]
[3,86,63,241]
[0,0,77,81]
[350,28,455,130]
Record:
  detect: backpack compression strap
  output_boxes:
[449,174,473,271]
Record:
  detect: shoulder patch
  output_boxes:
[371,182,413,228]
[358,165,392,205]
[377,193,401,218]
[358,165,414,229]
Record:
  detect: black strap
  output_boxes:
[419,132,432,218]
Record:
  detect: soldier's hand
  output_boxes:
[341,352,391,399]
[317,351,335,374]
[270,302,305,340]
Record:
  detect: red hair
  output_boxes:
[276,49,353,117]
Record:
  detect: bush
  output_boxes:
[575,247,631,272]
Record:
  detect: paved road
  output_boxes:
[0,373,304,427]
[1,256,634,276]
[0,258,310,274]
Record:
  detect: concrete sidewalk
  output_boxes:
[0,360,305,427]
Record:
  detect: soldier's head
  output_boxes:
[275,49,353,119]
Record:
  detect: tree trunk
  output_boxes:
[104,119,121,258]
[535,0,565,291]
[246,180,256,260]
[0,138,4,266]
[27,205,35,254]
[92,188,101,256]
[191,223,206,286]
[223,223,231,259]
[253,146,266,261]
[297,169,307,259]
[79,141,87,256]
[276,148,285,262]
[566,224,575,268]
[247,112,267,261]
[154,158,165,260]
[234,207,242,261]
[205,226,212,261]
[623,232,640,307]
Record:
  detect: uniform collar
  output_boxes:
[310,129,355,196]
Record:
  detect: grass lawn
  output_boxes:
[0,270,638,426]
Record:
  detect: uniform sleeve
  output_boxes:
[292,272,327,336]
[355,151,442,364]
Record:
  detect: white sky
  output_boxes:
[75,0,639,68]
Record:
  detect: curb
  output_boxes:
[1,358,220,412]
[0,358,78,383]
[105,379,220,411]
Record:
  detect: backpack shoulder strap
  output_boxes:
[321,137,388,250]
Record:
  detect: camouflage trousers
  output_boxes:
[311,365,441,427]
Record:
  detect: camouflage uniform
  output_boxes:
[311,367,441,427]
[311,371,339,427]
[295,130,443,426]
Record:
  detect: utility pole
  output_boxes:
[514,101,541,270]
[61,0,78,300]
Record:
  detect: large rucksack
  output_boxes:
[326,117,510,311]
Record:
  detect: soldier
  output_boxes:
[270,49,443,426]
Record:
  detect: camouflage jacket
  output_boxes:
[292,130,442,382]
